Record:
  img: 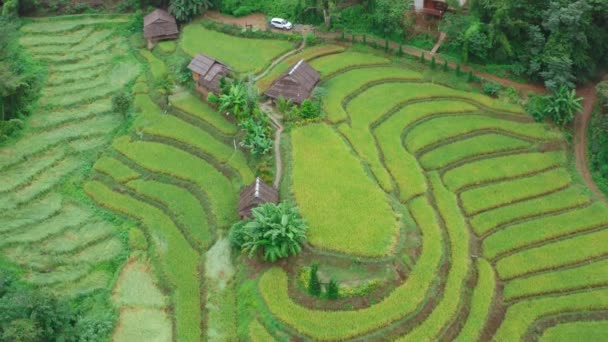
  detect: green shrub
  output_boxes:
[230,202,308,262]
[111,92,132,118]
[326,279,339,299]
[420,52,425,64]
[455,64,462,76]
[305,32,317,46]
[482,81,502,96]
[308,264,321,297]
[430,56,436,69]
[443,60,449,72]
[299,99,321,119]
[467,71,475,82]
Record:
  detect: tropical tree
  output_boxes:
[229,202,308,262]
[218,83,247,118]
[527,85,583,126]
[169,0,212,22]
[239,117,273,157]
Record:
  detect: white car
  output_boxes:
[270,18,293,30]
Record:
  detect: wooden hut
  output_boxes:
[187,53,232,98]
[265,59,320,105]
[144,9,179,49]
[238,178,279,219]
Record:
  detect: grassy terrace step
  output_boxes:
[346,82,524,120]
[483,201,608,259]
[47,64,111,86]
[169,92,237,136]
[27,264,91,286]
[470,187,590,236]
[0,193,62,233]
[41,220,116,254]
[31,100,112,129]
[309,50,390,77]
[461,168,572,216]
[0,156,83,210]
[113,136,237,227]
[113,259,169,308]
[373,101,477,201]
[443,151,566,192]
[291,124,398,257]
[50,54,115,73]
[540,321,608,342]
[43,77,108,98]
[35,39,128,64]
[42,59,140,107]
[139,49,168,81]
[249,319,276,342]
[418,133,530,170]
[495,228,608,280]
[133,94,252,182]
[399,173,471,341]
[504,258,608,301]
[127,179,212,249]
[20,27,94,47]
[26,29,114,55]
[405,115,557,154]
[114,308,172,342]
[21,16,128,34]
[323,67,423,123]
[258,196,443,340]
[53,270,112,297]
[181,24,293,74]
[0,147,64,193]
[85,180,201,342]
[373,101,475,202]
[256,44,346,91]
[493,288,608,341]
[1,203,91,246]
[69,136,110,152]
[67,237,124,264]
[455,259,496,341]
[94,157,140,183]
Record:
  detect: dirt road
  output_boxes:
[574,84,606,203]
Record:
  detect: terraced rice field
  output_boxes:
[251,49,608,340]
[6,14,608,341]
[0,15,134,306]
[180,23,294,74]
[4,15,254,341]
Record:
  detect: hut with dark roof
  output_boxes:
[144,8,179,49]
[238,178,279,219]
[187,53,232,98]
[264,59,320,105]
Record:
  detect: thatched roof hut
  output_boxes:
[238,178,279,219]
[265,59,320,104]
[187,53,231,96]
[143,9,179,46]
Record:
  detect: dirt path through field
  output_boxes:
[574,83,606,203]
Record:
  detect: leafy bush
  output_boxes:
[308,264,321,297]
[239,117,273,157]
[112,92,133,117]
[229,202,308,262]
[482,81,502,97]
[299,99,321,119]
[526,86,582,126]
[169,0,212,22]
[326,279,339,299]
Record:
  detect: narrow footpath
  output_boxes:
[574,83,606,203]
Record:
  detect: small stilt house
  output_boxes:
[265,59,320,105]
[187,53,232,98]
[144,9,179,49]
[238,178,279,219]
